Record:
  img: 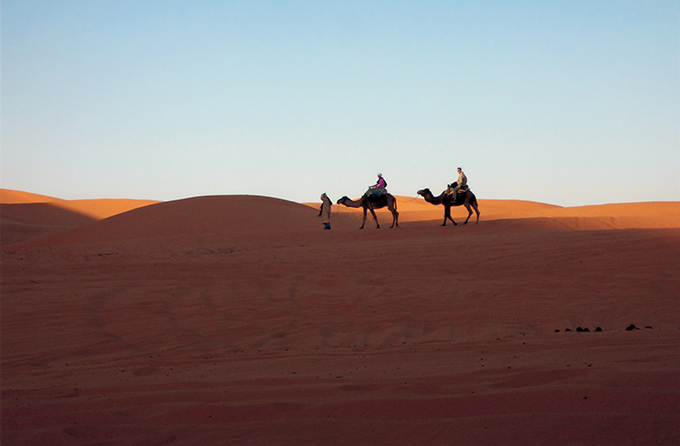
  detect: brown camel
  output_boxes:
[336,193,399,229]
[417,186,480,226]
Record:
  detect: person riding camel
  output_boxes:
[365,173,387,198]
[448,167,468,197]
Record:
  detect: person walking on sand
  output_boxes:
[319,193,332,230]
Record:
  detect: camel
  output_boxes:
[336,193,399,229]
[417,186,480,226]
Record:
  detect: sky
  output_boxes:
[2,0,679,206]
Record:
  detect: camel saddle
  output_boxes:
[447,182,469,193]
[364,191,388,206]
[446,184,469,195]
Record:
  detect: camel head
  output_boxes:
[336,196,349,204]
[417,189,432,197]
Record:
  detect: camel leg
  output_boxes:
[443,205,457,226]
[390,205,399,228]
[463,203,473,224]
[360,208,367,229]
[459,192,471,224]
[448,209,457,226]
[461,192,480,225]
[462,194,481,224]
[368,207,380,228]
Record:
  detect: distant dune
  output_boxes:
[0,189,159,246]
[3,189,679,247]
[0,188,159,219]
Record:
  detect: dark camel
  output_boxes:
[417,186,480,226]
[336,194,399,229]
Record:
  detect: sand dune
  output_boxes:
[2,191,679,445]
[0,189,159,246]
[9,195,364,250]
[0,188,159,219]
[4,188,678,248]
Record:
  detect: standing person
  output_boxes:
[450,167,467,197]
[319,193,332,230]
[366,173,387,198]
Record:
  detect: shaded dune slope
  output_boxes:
[20,195,338,247]
[1,204,97,246]
[1,203,96,228]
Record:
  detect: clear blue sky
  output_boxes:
[2,0,679,206]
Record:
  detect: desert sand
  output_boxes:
[2,189,679,445]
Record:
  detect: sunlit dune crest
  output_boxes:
[0,189,60,204]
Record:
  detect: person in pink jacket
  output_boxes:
[365,173,387,198]
[370,173,387,189]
